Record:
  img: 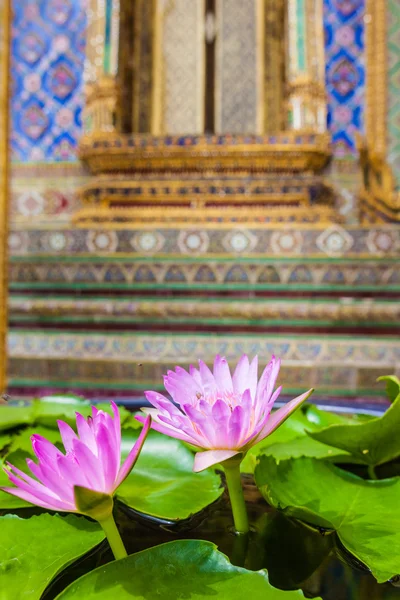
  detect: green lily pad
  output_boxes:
[255,455,400,583]
[241,407,350,473]
[303,404,361,427]
[307,395,400,466]
[0,405,33,432]
[0,449,39,509]
[55,540,315,600]
[117,430,223,520]
[0,513,104,599]
[262,436,349,463]
[0,432,12,453]
[8,426,62,454]
[377,375,400,403]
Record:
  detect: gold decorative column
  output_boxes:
[0,0,10,393]
[358,0,399,222]
[286,0,326,132]
[83,0,120,137]
[264,0,285,133]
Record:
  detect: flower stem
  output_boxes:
[368,464,378,480]
[99,513,128,560]
[224,462,249,534]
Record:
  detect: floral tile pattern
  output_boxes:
[324,0,365,157]
[11,0,86,161]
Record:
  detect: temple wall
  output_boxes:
[6,0,400,400]
[10,0,87,226]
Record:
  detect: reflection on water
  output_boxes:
[41,475,400,599]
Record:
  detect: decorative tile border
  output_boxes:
[8,225,400,257]
[11,163,88,221]
[8,258,400,290]
[8,331,400,395]
[9,296,400,325]
[8,331,400,366]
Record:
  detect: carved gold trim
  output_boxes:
[256,0,265,134]
[360,2,399,222]
[79,132,331,174]
[0,0,10,393]
[81,190,309,207]
[263,0,285,132]
[365,0,387,155]
[151,0,163,135]
[72,204,339,226]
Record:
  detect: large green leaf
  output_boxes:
[0,432,11,453]
[241,406,350,473]
[307,395,400,466]
[0,513,104,600]
[55,540,315,600]
[255,455,400,583]
[117,430,223,520]
[0,405,33,432]
[8,425,62,454]
[0,428,66,510]
[377,375,400,404]
[0,449,41,509]
[262,436,349,463]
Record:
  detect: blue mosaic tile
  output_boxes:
[11,0,86,162]
[324,0,366,157]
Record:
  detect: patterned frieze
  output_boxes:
[8,225,400,257]
[7,331,400,396]
[9,296,400,326]
[8,331,399,370]
[6,357,388,399]
[10,163,88,222]
[8,258,400,292]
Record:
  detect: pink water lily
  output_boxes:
[2,402,151,512]
[137,354,313,472]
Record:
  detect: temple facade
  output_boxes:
[4,0,400,402]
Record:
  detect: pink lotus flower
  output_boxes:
[2,402,151,512]
[137,354,313,472]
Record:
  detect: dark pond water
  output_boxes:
[39,474,400,600]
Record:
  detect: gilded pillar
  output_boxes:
[264,0,285,133]
[365,0,387,159]
[0,0,10,393]
[358,0,399,222]
[287,0,326,132]
[83,0,120,137]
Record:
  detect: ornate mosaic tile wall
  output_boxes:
[387,0,400,186]
[324,0,365,158]
[10,163,88,222]
[8,332,400,397]
[11,0,86,162]
[9,0,369,163]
